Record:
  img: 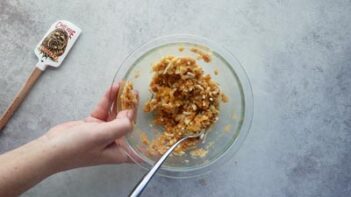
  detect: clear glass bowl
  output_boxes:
[111,35,253,178]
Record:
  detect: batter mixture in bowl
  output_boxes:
[143,56,227,156]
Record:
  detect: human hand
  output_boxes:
[40,83,138,172]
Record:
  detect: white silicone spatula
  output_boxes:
[0,20,81,130]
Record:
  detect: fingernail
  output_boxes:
[126,110,134,120]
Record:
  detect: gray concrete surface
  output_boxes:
[1,0,350,196]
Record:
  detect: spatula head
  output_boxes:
[34,20,81,70]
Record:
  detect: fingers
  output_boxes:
[102,143,133,163]
[102,140,144,164]
[96,118,132,142]
[116,87,138,121]
[116,109,134,121]
[84,116,104,123]
[116,138,144,163]
[107,102,117,121]
[90,83,119,121]
[51,120,84,130]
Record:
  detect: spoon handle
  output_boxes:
[129,137,188,197]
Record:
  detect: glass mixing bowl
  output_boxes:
[111,35,253,178]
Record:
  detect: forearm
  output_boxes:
[0,83,135,196]
[0,137,57,196]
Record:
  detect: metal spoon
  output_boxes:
[129,130,206,197]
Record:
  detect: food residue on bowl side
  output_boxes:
[190,47,212,63]
[224,124,232,133]
[232,111,239,120]
[221,93,229,103]
[140,132,150,145]
[133,70,140,79]
[214,68,219,76]
[190,148,208,158]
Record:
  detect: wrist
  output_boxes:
[0,136,61,196]
[33,135,63,175]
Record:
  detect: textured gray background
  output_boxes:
[0,0,350,196]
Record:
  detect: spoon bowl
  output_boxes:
[129,130,206,197]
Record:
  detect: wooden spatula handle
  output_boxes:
[0,67,43,130]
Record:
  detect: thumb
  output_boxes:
[116,109,134,121]
[96,118,132,142]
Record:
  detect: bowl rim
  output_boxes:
[112,34,254,178]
